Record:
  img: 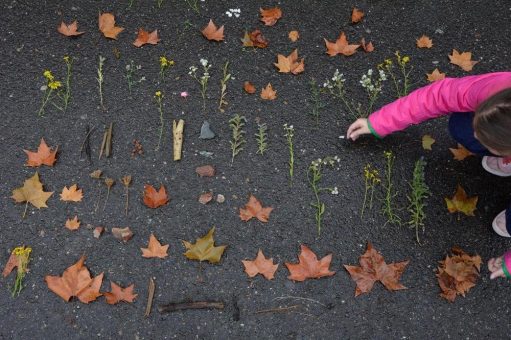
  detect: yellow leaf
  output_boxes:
[11,172,53,212]
[445,185,478,216]
[422,134,435,150]
[182,227,226,264]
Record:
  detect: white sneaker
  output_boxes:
[492,210,511,237]
[482,156,511,177]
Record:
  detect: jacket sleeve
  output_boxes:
[367,72,511,138]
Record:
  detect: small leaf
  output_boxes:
[286,245,335,282]
[351,8,364,23]
[24,138,58,167]
[449,144,474,161]
[242,249,278,280]
[243,81,256,94]
[274,49,304,75]
[133,28,160,47]
[143,184,169,208]
[422,134,435,150]
[57,20,85,37]
[416,35,433,48]
[141,234,169,259]
[60,184,83,202]
[288,30,299,42]
[261,83,277,100]
[445,185,478,216]
[239,195,273,223]
[65,216,80,230]
[196,165,216,177]
[98,12,124,40]
[201,19,224,41]
[182,227,226,264]
[324,32,359,57]
[449,49,478,72]
[426,68,446,82]
[260,7,282,26]
[104,282,137,304]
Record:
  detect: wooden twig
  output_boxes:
[158,301,224,314]
[172,119,184,161]
[144,278,155,318]
[255,305,301,314]
[99,123,113,159]
[80,124,95,163]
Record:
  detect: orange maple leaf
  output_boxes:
[65,216,80,230]
[243,81,256,94]
[360,38,374,53]
[201,19,224,41]
[449,49,478,71]
[449,143,474,161]
[239,195,273,222]
[286,245,335,282]
[60,184,83,202]
[133,28,160,47]
[143,184,169,208]
[141,234,169,258]
[351,8,364,23]
[288,30,299,42]
[426,68,446,82]
[324,32,360,57]
[57,20,84,37]
[274,49,304,75]
[104,282,137,304]
[98,12,124,40]
[260,7,282,26]
[445,185,478,216]
[241,29,268,48]
[416,35,433,48]
[261,83,277,100]
[344,243,409,296]
[242,249,279,280]
[24,138,58,167]
[45,256,103,303]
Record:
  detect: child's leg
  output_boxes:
[448,112,494,155]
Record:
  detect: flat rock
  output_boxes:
[200,120,215,139]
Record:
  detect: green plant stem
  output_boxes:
[156,98,164,150]
[37,89,54,116]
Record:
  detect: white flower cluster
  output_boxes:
[225,8,241,17]
[311,156,340,169]
[283,123,294,137]
[323,69,346,89]
[331,187,339,195]
[359,69,386,95]
[189,59,211,82]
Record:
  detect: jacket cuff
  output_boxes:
[367,117,382,139]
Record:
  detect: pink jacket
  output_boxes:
[367,72,511,138]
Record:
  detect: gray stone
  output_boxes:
[200,120,215,139]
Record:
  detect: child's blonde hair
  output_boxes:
[473,88,511,155]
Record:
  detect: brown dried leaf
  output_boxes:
[260,7,282,26]
[427,68,446,82]
[351,8,364,23]
[449,144,474,161]
[199,192,213,205]
[201,19,224,41]
[57,20,84,37]
[104,282,137,304]
[344,243,409,296]
[243,81,256,94]
[242,249,279,280]
[286,245,335,282]
[324,32,360,57]
[60,184,83,202]
[133,28,160,47]
[274,49,304,75]
[98,12,124,40]
[288,30,299,42]
[65,216,80,230]
[24,138,58,167]
[143,184,169,208]
[416,35,433,48]
[239,195,273,223]
[449,49,478,72]
[261,83,277,100]
[141,234,169,259]
[241,29,268,48]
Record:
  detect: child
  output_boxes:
[345,72,511,279]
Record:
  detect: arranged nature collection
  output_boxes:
[3,4,488,315]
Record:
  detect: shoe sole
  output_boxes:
[492,210,511,237]
[482,156,511,177]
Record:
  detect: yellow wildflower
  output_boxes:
[160,56,168,67]
[48,81,62,90]
[63,55,70,63]
[43,70,54,81]
[155,90,162,98]
[402,56,410,64]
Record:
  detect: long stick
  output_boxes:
[158,301,224,313]
[144,278,155,318]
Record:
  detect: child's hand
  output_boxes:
[347,118,370,141]
[488,256,506,279]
